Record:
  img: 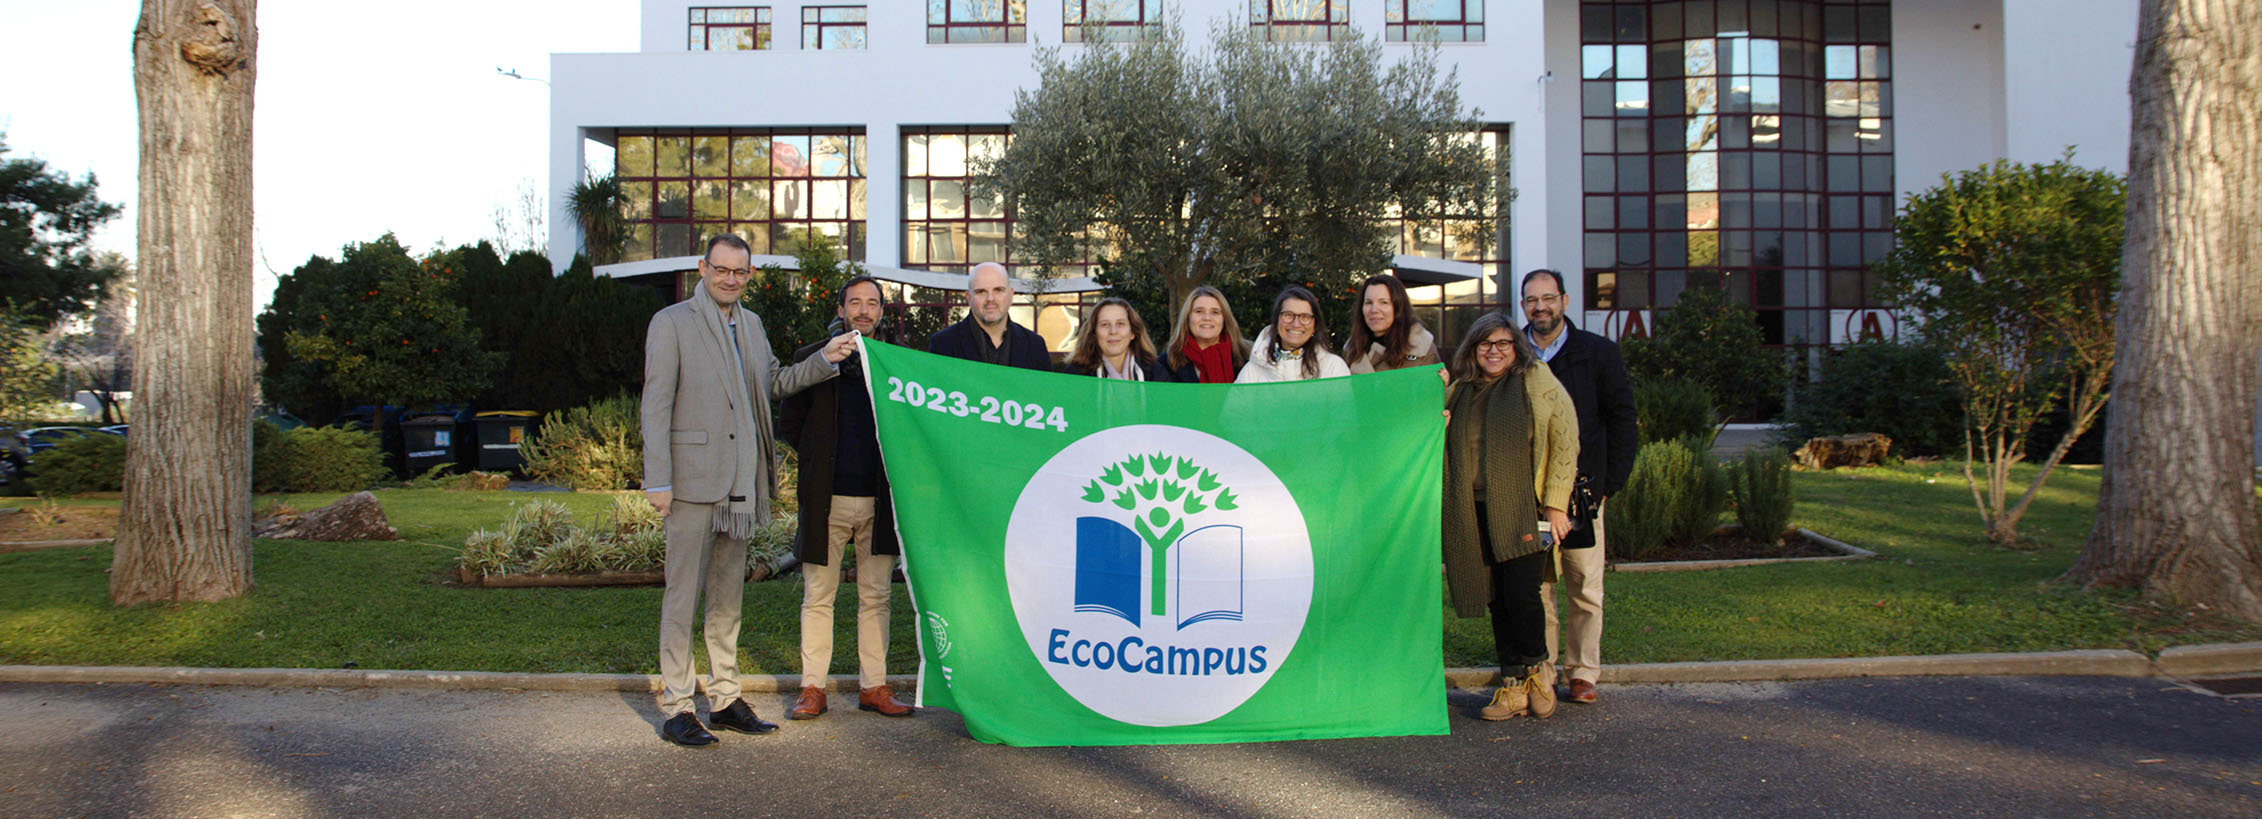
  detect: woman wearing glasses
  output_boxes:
[1236,286,1351,383]
[1163,286,1251,384]
[1440,312,1579,721]
[1062,297,1176,381]
[1343,273,1441,374]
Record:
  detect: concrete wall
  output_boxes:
[552,1,1552,276]
[2002,0,2135,172]
[559,0,2140,320]
[1891,0,2008,198]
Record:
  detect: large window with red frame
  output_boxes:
[689,7,771,50]
[803,6,868,50]
[1250,0,1346,42]
[613,128,866,264]
[1065,0,1158,42]
[930,1,1029,43]
[1579,0,1894,347]
[1386,1,1485,43]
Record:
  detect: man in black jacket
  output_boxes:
[1522,269,1638,705]
[927,262,1052,369]
[777,275,914,720]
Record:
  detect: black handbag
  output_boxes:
[1561,474,1601,549]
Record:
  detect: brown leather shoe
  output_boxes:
[1567,678,1599,704]
[790,686,827,720]
[858,684,915,717]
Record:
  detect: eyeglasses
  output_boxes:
[1278,312,1316,326]
[1520,294,1562,307]
[1476,340,1519,353]
[705,263,751,278]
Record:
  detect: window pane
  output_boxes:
[694,136,729,177]
[656,137,691,177]
[617,136,654,177]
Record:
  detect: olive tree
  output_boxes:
[974,15,1500,309]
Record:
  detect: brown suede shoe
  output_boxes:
[1567,678,1599,704]
[858,684,916,717]
[790,686,827,720]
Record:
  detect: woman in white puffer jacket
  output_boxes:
[1235,285,1352,383]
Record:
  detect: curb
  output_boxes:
[5,644,2252,694]
[2156,641,2262,678]
[0,665,918,694]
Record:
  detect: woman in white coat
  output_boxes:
[1236,285,1351,383]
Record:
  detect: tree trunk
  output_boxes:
[2068,0,2262,622]
[113,0,258,605]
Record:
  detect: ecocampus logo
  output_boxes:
[1004,425,1313,727]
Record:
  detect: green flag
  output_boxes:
[861,339,1446,746]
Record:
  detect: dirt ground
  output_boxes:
[0,505,118,541]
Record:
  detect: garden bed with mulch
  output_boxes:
[1611,527,1873,572]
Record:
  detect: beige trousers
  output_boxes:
[1542,500,1606,685]
[657,499,747,716]
[800,495,895,689]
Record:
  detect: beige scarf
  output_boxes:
[688,280,764,540]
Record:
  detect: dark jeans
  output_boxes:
[1478,504,1549,677]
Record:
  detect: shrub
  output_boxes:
[521,394,642,490]
[1621,283,1789,420]
[1610,438,1729,558]
[29,433,126,495]
[459,496,691,578]
[255,426,388,493]
[1671,436,1730,544]
[1635,378,1716,445]
[251,419,286,491]
[1782,341,1962,458]
[1728,448,1797,544]
[1609,440,1694,559]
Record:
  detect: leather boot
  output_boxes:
[1479,678,1528,721]
[1525,665,1558,719]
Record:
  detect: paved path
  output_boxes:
[3,676,2256,817]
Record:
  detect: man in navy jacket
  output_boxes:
[927,262,1052,370]
[1521,269,1638,706]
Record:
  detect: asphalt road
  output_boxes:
[2,676,2256,818]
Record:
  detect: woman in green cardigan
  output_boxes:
[1441,311,1580,721]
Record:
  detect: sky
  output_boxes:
[0,1,638,309]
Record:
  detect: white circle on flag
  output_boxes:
[1004,425,1313,727]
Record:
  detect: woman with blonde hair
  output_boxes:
[1440,312,1579,722]
[1163,286,1250,384]
[1343,273,1440,373]
[1063,297,1175,381]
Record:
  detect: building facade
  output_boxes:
[548,0,2134,350]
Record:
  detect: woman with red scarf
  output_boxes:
[1163,285,1251,384]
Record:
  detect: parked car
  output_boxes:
[22,426,105,453]
[0,426,27,487]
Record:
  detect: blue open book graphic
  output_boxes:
[1172,524,1244,629]
[1075,516,1142,626]
[1073,517,1247,630]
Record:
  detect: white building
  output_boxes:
[548,0,2134,350]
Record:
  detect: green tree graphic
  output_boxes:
[1081,453,1238,616]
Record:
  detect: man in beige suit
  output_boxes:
[643,233,856,747]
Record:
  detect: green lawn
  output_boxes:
[3,466,2256,674]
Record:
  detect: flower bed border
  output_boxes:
[1611,528,1876,573]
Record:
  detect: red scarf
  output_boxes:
[1184,335,1237,384]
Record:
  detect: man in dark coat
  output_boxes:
[1521,269,1639,706]
[776,275,913,720]
[926,262,1053,370]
